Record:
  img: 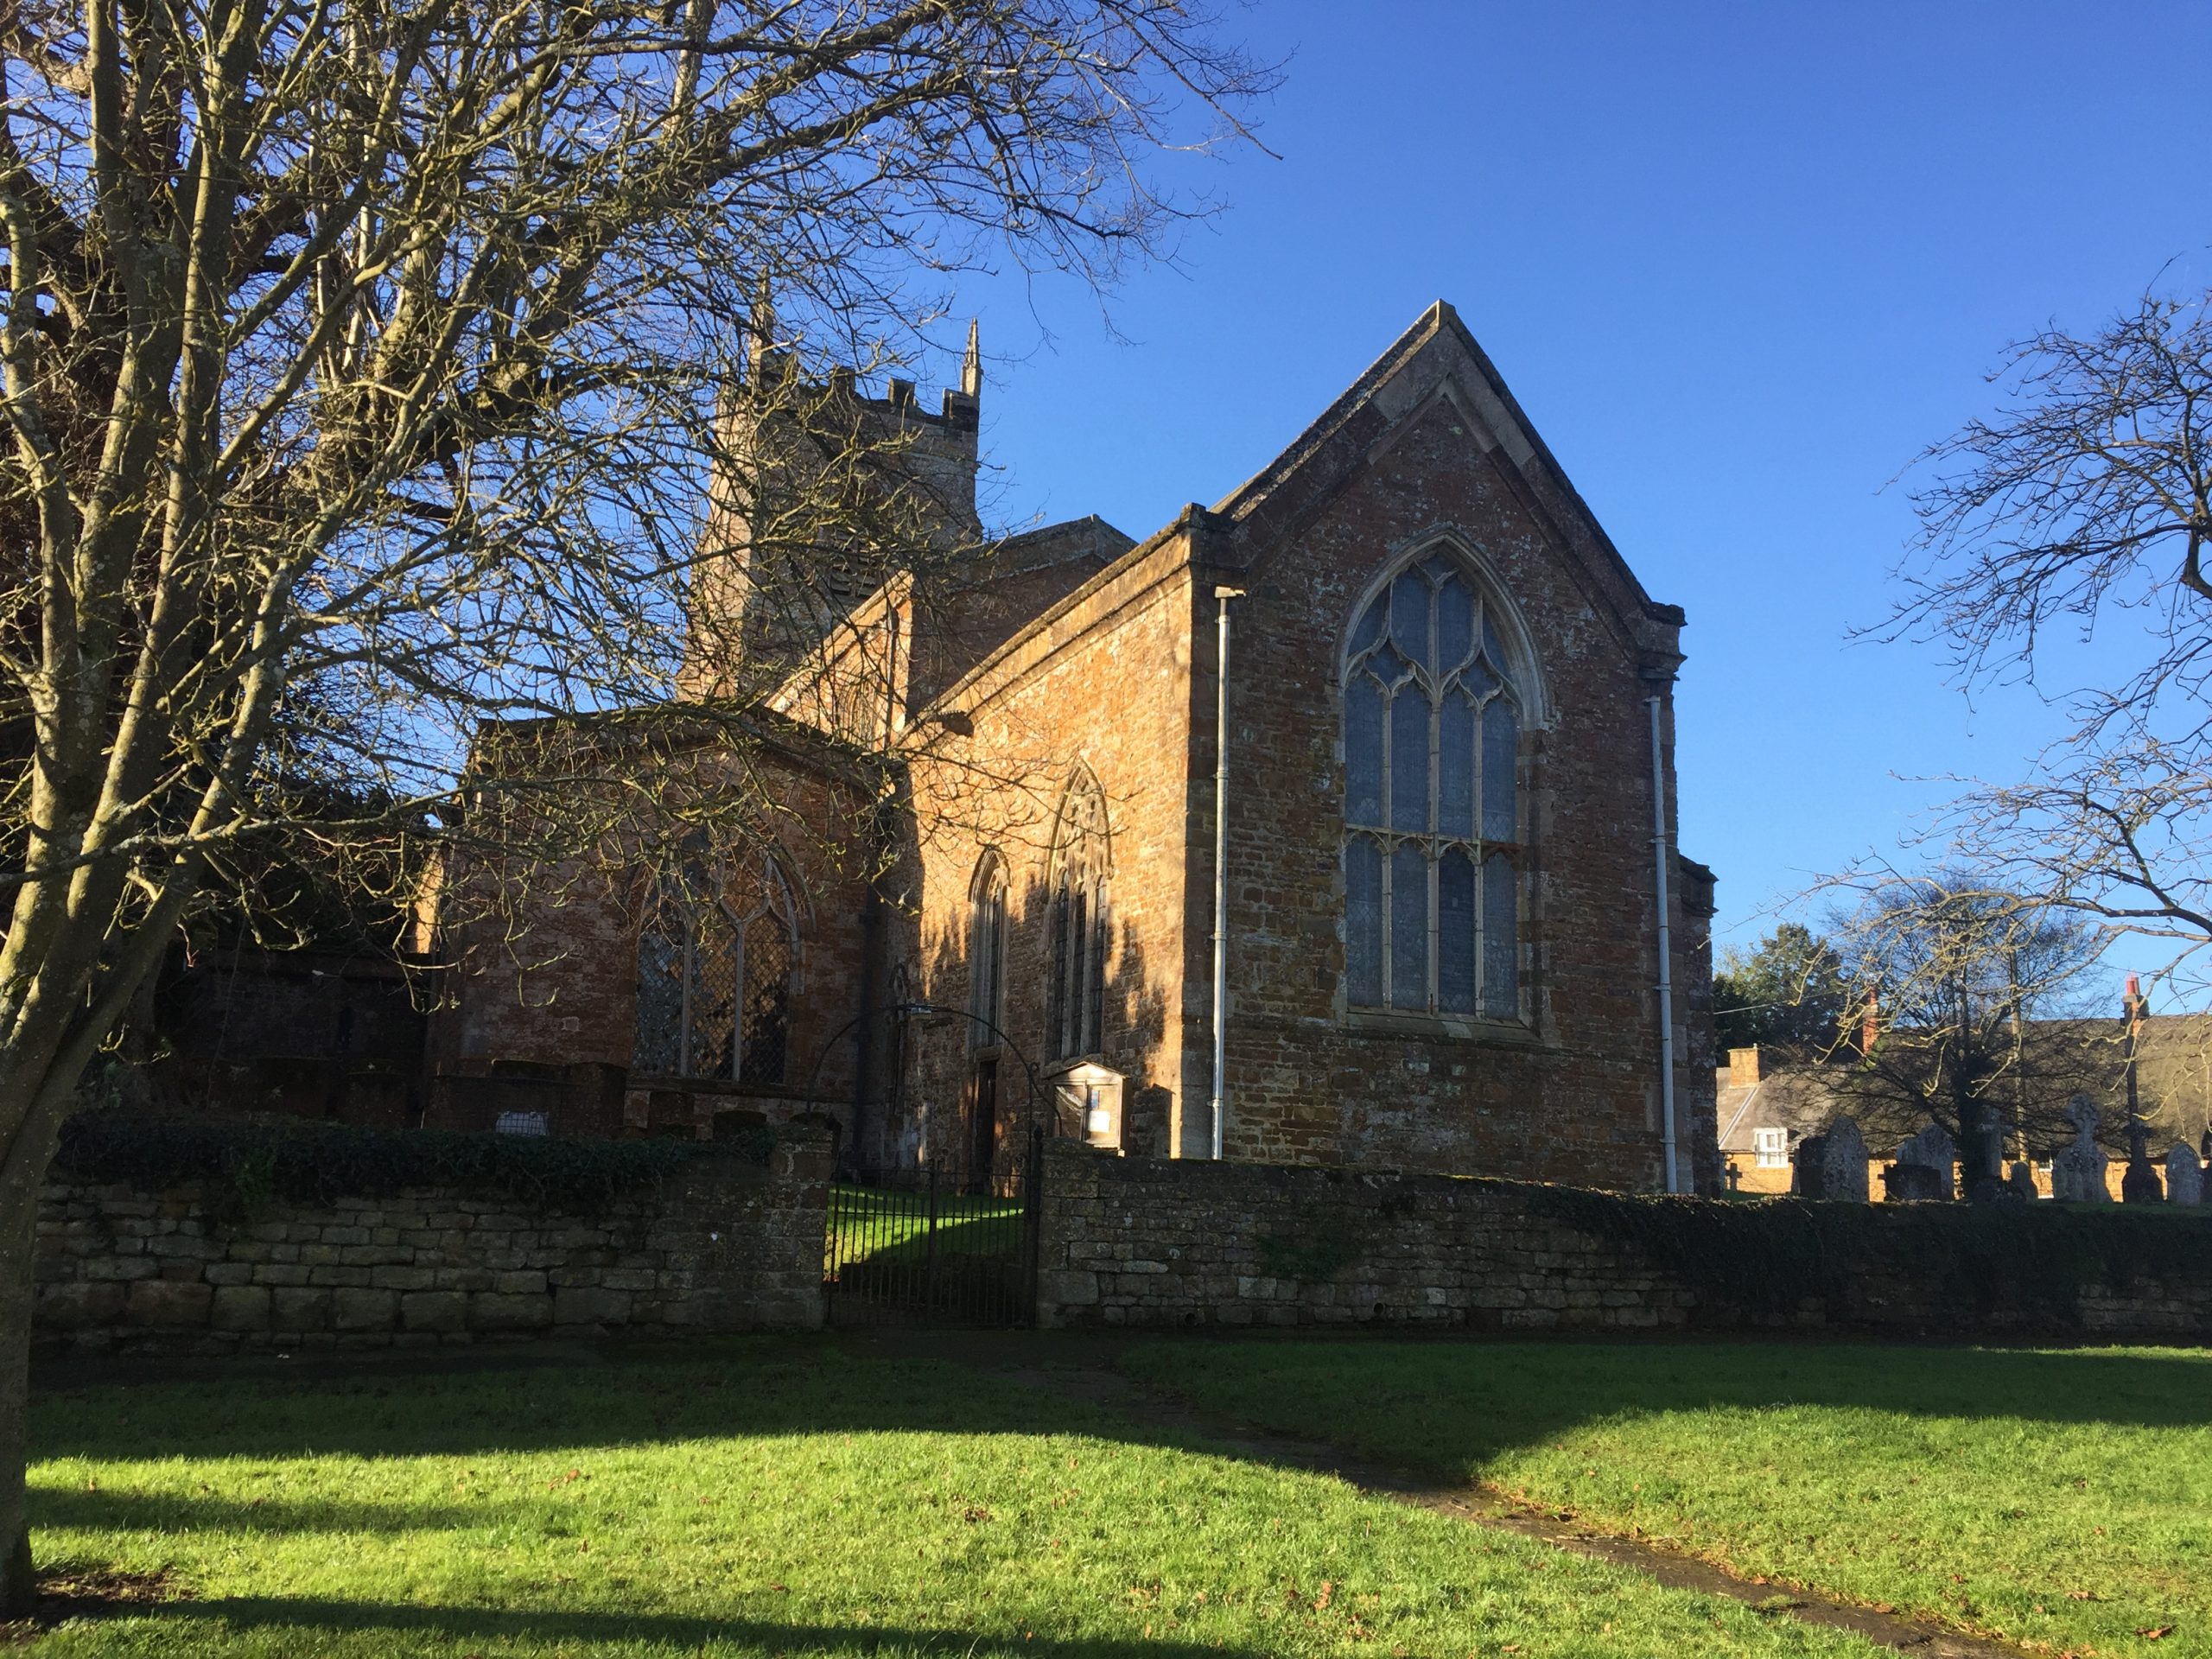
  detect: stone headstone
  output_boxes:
[2122,1155,2165,1204]
[2008,1160,2041,1202]
[1791,1131,1824,1198]
[1964,1103,2007,1185]
[2051,1096,2110,1203]
[1799,1114,1870,1203]
[1893,1122,1957,1199]
[2167,1143,2206,1206]
[1804,1119,1858,1211]
[1882,1160,1947,1202]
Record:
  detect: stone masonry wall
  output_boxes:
[1037,1143,2212,1338]
[35,1135,830,1357]
[429,730,879,1146]
[1203,313,1719,1190]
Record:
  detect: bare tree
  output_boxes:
[0,0,1270,1606]
[1822,873,2113,1182]
[1888,289,2212,736]
[1877,288,2212,1000]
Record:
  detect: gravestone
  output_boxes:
[1892,1122,1957,1200]
[1963,1104,2006,1185]
[2120,1115,2163,1201]
[2122,1154,2165,1204]
[2007,1160,2041,1202]
[1794,1116,1870,1202]
[2050,1096,2110,1203]
[2168,1142,2206,1206]
[1882,1160,1947,1202]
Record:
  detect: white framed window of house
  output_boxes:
[1753,1126,1788,1168]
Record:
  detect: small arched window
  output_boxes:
[1046,771,1110,1059]
[633,852,798,1083]
[968,849,1008,1051]
[1343,551,1525,1019]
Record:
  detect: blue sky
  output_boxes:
[941,1,2212,995]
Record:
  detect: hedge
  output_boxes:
[51,1112,777,1218]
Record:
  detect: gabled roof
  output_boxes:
[916,302,1688,716]
[1211,301,1685,645]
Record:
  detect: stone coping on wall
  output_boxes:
[1034,1142,2212,1338]
[35,1132,831,1357]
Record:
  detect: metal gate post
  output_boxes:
[1022,1120,1046,1328]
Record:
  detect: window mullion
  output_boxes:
[679,927,695,1079]
[731,928,746,1082]
[1427,673,1441,1013]
[1378,834,1393,1007]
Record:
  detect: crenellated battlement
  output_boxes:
[683,316,988,698]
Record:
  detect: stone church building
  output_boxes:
[427,302,1722,1193]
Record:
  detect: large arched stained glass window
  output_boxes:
[1343,553,1523,1019]
[633,853,798,1084]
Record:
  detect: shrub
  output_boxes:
[51,1112,775,1219]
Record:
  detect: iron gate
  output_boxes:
[824,1122,1044,1326]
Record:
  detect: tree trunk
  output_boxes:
[0,1106,49,1616]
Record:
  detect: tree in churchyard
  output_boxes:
[1712,922,1848,1054]
[1821,872,2113,1183]
[1878,287,2212,1005]
[0,0,1270,1607]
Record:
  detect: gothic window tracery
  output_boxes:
[1342,551,1524,1020]
[1046,771,1110,1060]
[633,852,798,1084]
[968,849,1008,1050]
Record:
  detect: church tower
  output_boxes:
[682,309,983,699]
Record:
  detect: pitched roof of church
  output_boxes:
[1211,301,1683,639]
[919,302,1688,715]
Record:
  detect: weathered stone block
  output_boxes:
[210,1286,273,1332]
[271,1287,332,1329]
[401,1291,468,1332]
[36,1281,127,1329]
[468,1292,552,1332]
[125,1280,213,1327]
[552,1287,631,1326]
[332,1288,397,1331]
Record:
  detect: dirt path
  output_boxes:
[856,1327,2023,1659]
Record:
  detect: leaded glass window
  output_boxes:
[968,850,1008,1051]
[1343,554,1522,1019]
[1046,771,1110,1060]
[632,854,798,1083]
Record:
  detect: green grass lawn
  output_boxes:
[1124,1339,2212,1659]
[19,1340,1891,1657]
[826,1185,1024,1267]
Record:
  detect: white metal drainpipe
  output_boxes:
[1646,681,1681,1194]
[1211,585,1245,1161]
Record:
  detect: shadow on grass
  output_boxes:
[1126,1338,2212,1470]
[29,1337,2212,1476]
[28,1341,1204,1469]
[31,1488,496,1537]
[116,1594,1258,1657]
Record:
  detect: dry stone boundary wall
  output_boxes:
[35,1133,830,1357]
[1036,1143,2212,1338]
